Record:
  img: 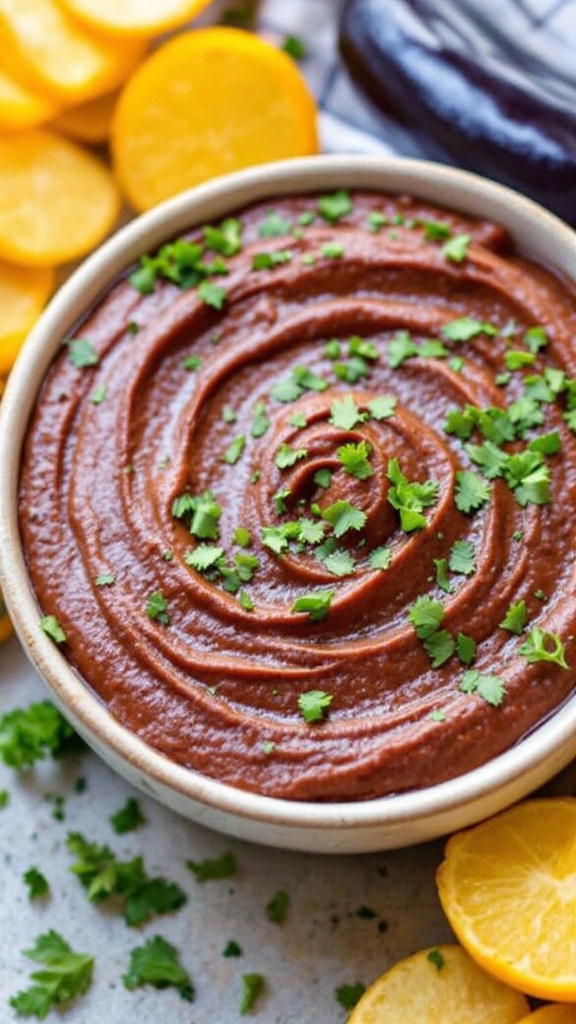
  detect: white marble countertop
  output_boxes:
[0,635,454,1023]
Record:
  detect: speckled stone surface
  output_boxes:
[0,635,455,1022]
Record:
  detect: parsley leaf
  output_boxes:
[240,973,265,1015]
[23,867,49,900]
[297,689,334,721]
[442,233,471,262]
[275,443,307,469]
[172,490,222,540]
[266,889,289,923]
[459,670,506,707]
[123,935,194,1001]
[322,500,367,537]
[317,190,352,224]
[223,434,246,465]
[40,614,67,644]
[298,517,326,545]
[337,440,373,479]
[448,539,476,576]
[110,797,146,835]
[186,851,236,883]
[335,983,366,1010]
[387,458,439,532]
[329,394,363,430]
[0,701,76,769]
[320,549,355,576]
[423,630,454,668]
[518,628,569,669]
[185,544,224,572]
[454,471,491,514]
[10,931,94,1020]
[465,440,509,479]
[250,401,270,438]
[442,317,497,342]
[369,546,393,571]
[314,468,332,489]
[67,337,99,368]
[204,217,243,256]
[456,632,476,666]
[292,590,335,622]
[366,395,397,420]
[258,210,292,237]
[252,249,293,270]
[500,599,527,635]
[388,330,418,368]
[408,596,444,640]
[197,280,227,309]
[146,591,170,626]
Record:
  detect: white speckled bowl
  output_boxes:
[2,156,576,853]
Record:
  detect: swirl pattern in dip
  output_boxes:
[19,191,576,801]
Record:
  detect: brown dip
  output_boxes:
[19,191,576,801]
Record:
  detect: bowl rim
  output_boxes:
[2,152,576,836]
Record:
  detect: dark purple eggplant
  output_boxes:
[339,0,576,224]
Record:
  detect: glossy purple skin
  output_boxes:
[339,0,576,224]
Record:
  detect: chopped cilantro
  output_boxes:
[197,280,227,309]
[528,431,561,456]
[262,739,276,755]
[335,982,366,1010]
[223,435,246,465]
[448,539,476,576]
[442,233,471,262]
[442,317,497,342]
[129,259,157,294]
[387,458,439,532]
[292,590,335,622]
[321,549,355,576]
[297,689,333,721]
[454,471,491,514]
[524,325,548,353]
[186,850,236,883]
[409,596,445,640]
[9,930,94,1020]
[427,948,445,971]
[367,211,387,232]
[258,210,292,237]
[293,364,328,392]
[238,590,254,612]
[434,558,453,594]
[251,402,270,438]
[366,395,397,420]
[388,330,418,368]
[0,701,76,769]
[66,831,186,925]
[324,339,341,359]
[459,670,506,707]
[500,599,527,635]
[23,867,49,900]
[298,517,325,545]
[504,350,536,371]
[317,189,352,224]
[223,940,243,957]
[347,337,376,359]
[456,632,476,666]
[266,889,289,923]
[271,375,302,403]
[204,217,243,256]
[40,614,67,645]
[519,628,569,669]
[110,797,146,835]
[322,500,366,537]
[172,490,222,540]
[146,591,170,626]
[90,383,107,405]
[0,790,8,809]
[282,33,306,59]
[67,337,99,368]
[222,404,237,423]
[234,527,252,548]
[369,546,393,571]
[321,241,344,259]
[429,709,447,722]
[288,410,308,428]
[337,440,373,479]
[123,935,194,1001]
[240,973,265,1016]
[422,220,451,240]
[423,630,455,668]
[182,354,202,372]
[465,440,508,479]
[95,572,115,587]
[252,249,293,270]
[298,210,315,226]
[334,356,370,382]
[329,394,363,430]
[444,406,476,440]
[275,443,308,469]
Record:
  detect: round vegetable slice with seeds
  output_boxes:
[112,28,319,212]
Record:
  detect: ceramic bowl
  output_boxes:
[2,155,576,854]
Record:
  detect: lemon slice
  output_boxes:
[0,0,146,103]
[0,129,120,267]
[58,0,213,37]
[0,259,55,376]
[348,945,529,1023]
[437,798,576,1001]
[112,27,318,212]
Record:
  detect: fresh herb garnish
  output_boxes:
[388,330,418,368]
[186,850,236,883]
[448,539,476,576]
[198,280,227,309]
[337,440,373,479]
[258,210,292,237]
[172,489,222,540]
[90,383,107,404]
[266,889,289,923]
[423,630,455,668]
[459,670,506,707]
[320,549,355,576]
[322,501,366,537]
[321,241,344,259]
[95,572,115,587]
[182,354,202,372]
[252,249,293,270]
[0,701,76,769]
[123,935,194,1001]
[317,190,352,224]
[387,458,439,532]
[314,468,332,489]
[454,471,491,514]
[329,394,363,430]
[146,591,170,626]
[40,614,67,645]
[9,931,94,1020]
[297,689,334,721]
[409,596,444,640]
[204,217,243,256]
[427,948,446,971]
[518,628,569,668]
[442,233,471,262]
[456,633,476,666]
[369,546,393,571]
[335,982,366,1010]
[110,797,146,835]
[500,599,527,635]
[67,337,99,368]
[223,940,243,957]
[223,434,246,465]
[240,973,265,1016]
[23,867,49,900]
[275,443,308,469]
[281,34,306,59]
[442,317,497,342]
[366,395,397,420]
[292,591,335,623]
[186,544,225,573]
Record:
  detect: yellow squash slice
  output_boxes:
[0,259,54,376]
[58,0,213,37]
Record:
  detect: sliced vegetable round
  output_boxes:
[58,0,214,37]
[0,259,55,375]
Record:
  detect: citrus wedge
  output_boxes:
[0,60,60,130]
[51,90,117,144]
[0,0,146,103]
[348,945,529,1023]
[0,129,120,267]
[58,0,213,37]
[437,798,576,1001]
[112,27,318,212]
[0,259,54,375]
[518,1007,576,1024]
